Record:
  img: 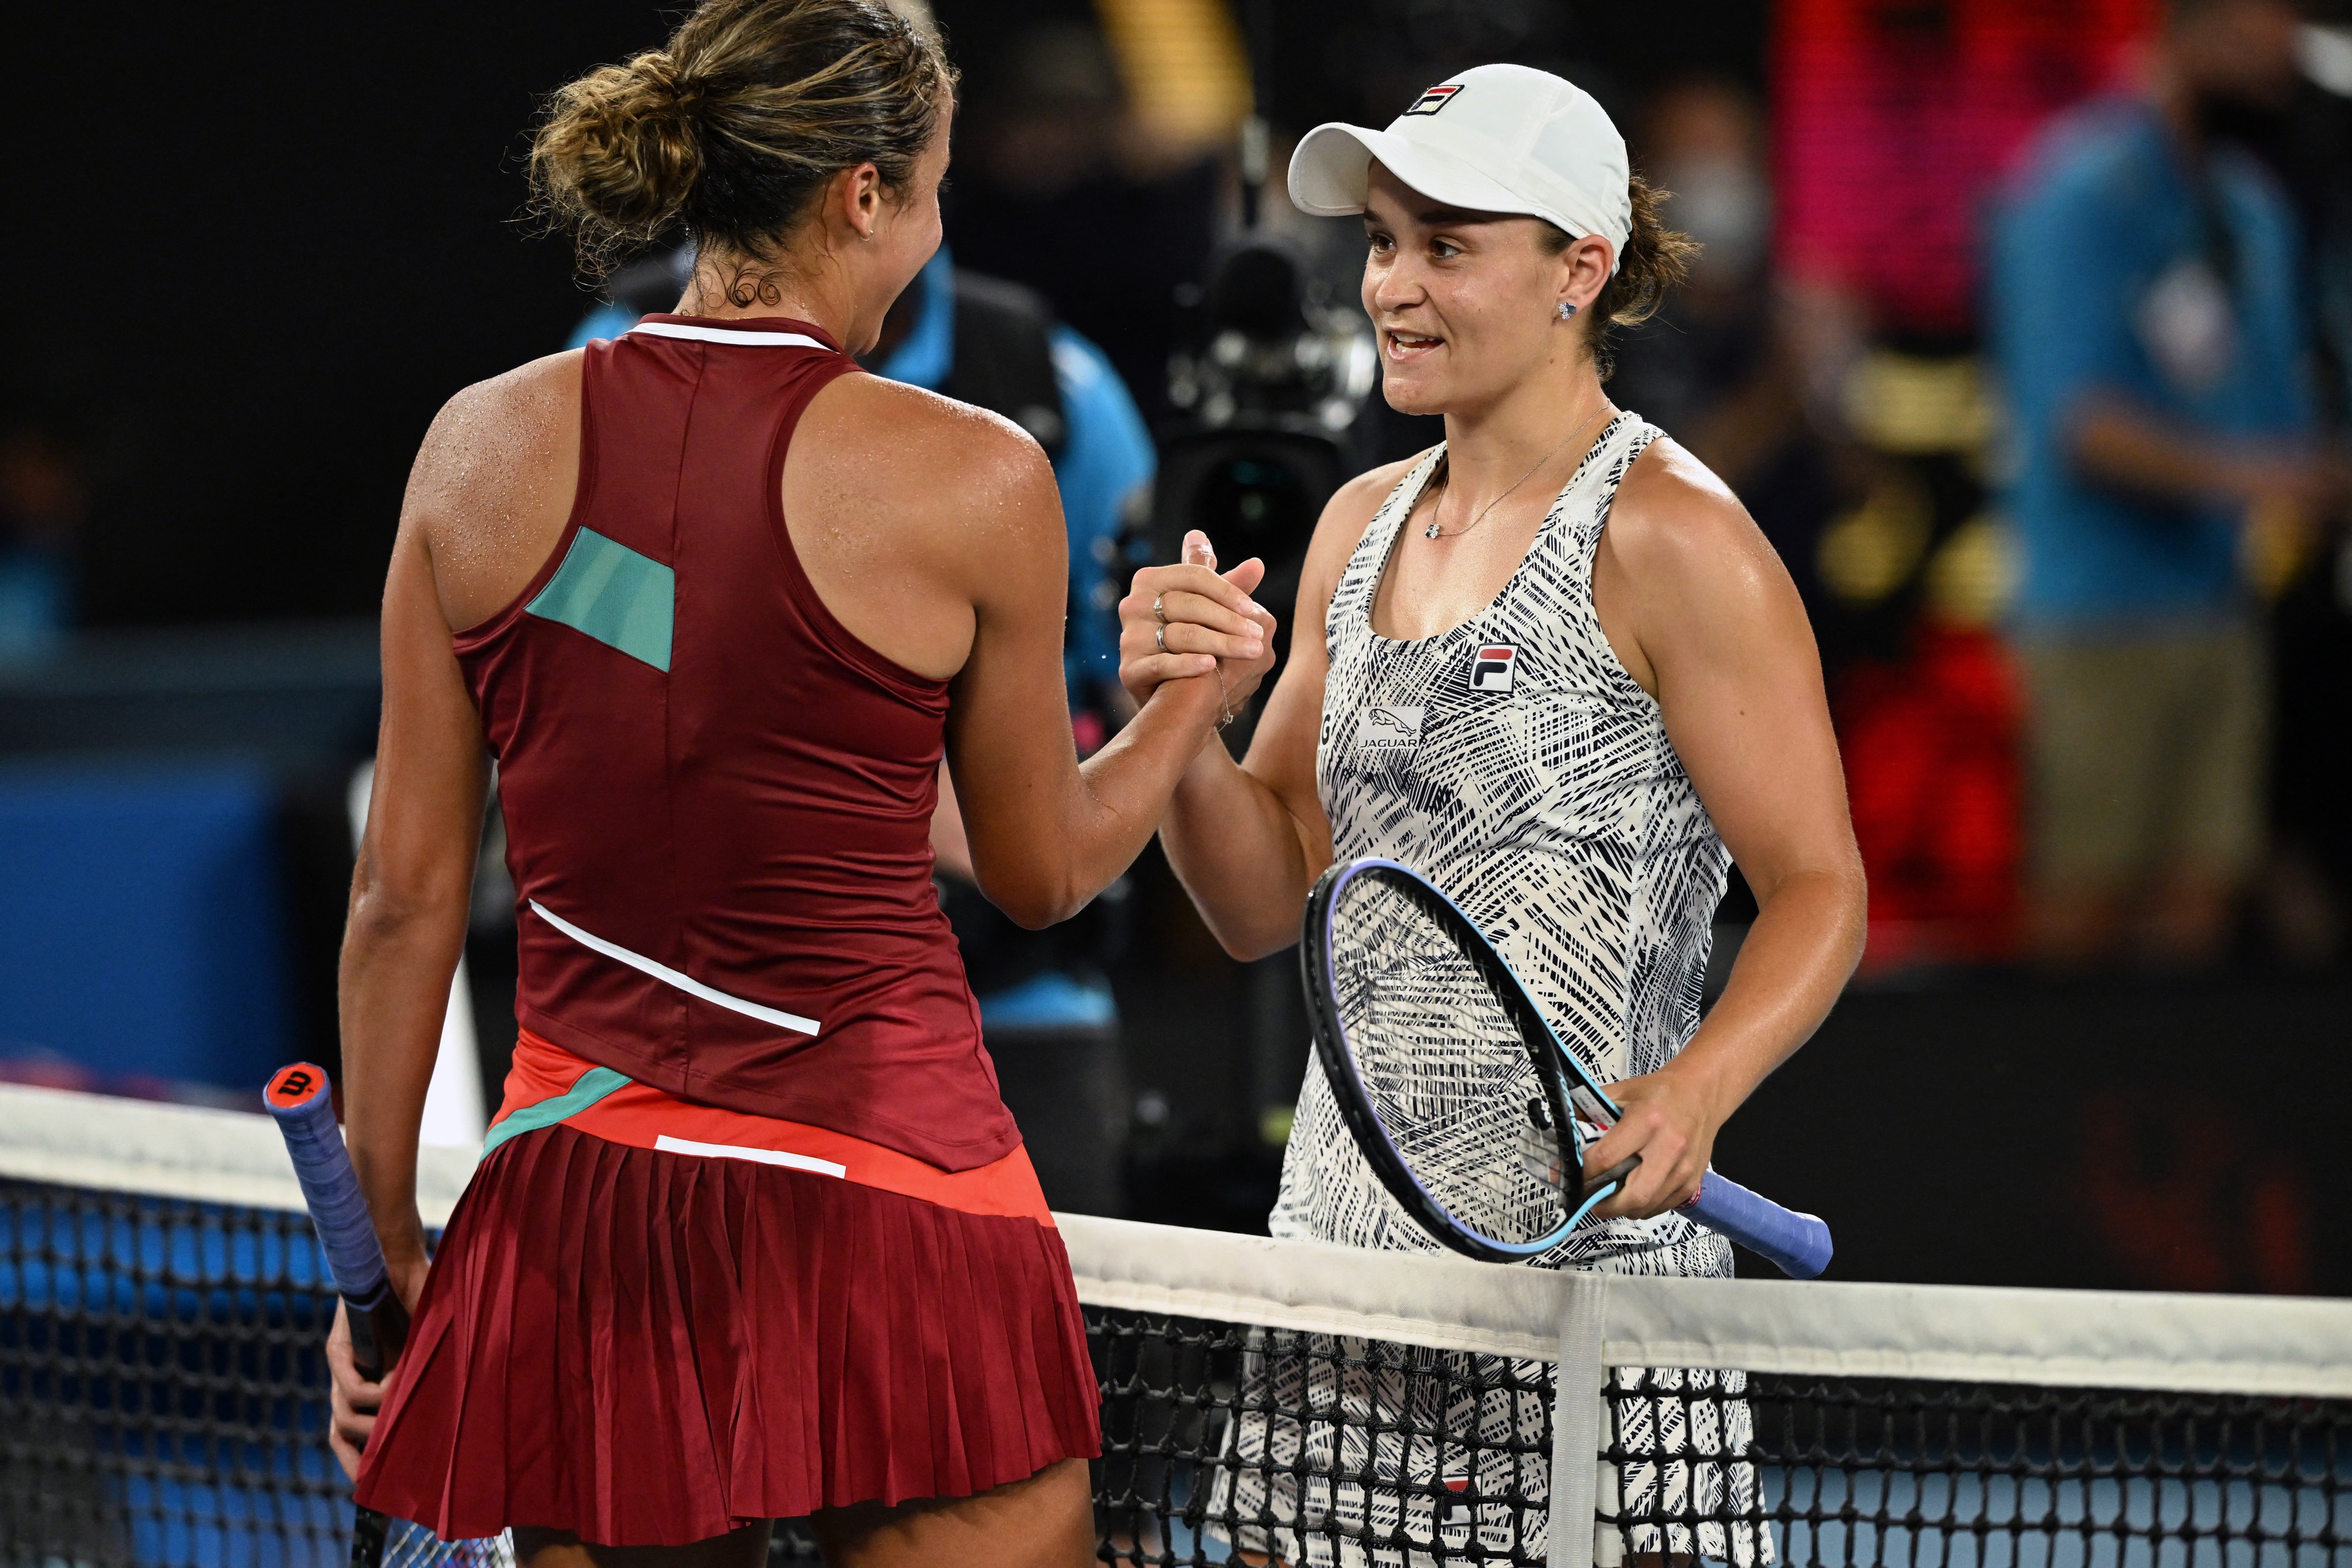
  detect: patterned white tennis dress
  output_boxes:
[1223,414,1771,1566]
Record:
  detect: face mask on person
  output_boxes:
[1657,155,1769,284]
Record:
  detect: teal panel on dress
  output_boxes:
[480,1065,632,1159]
[524,528,674,671]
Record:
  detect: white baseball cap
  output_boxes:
[1288,63,1631,274]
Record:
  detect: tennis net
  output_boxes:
[1,1084,2346,1568]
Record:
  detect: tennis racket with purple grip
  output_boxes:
[1301,857,1833,1276]
[265,1062,408,1568]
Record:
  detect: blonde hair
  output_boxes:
[530,0,954,280]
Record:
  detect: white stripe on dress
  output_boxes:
[626,321,830,349]
[653,1134,847,1178]
[527,899,822,1035]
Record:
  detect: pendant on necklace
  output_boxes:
[1424,521,1441,540]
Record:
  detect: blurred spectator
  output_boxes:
[944,20,1221,426]
[1989,0,2345,968]
[0,414,87,662]
[1612,79,1843,626]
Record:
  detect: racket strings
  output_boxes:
[1330,879,1570,1245]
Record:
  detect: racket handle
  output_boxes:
[1683,1172,1834,1279]
[264,1064,410,1376]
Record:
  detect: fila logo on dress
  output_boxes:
[1469,645,1518,692]
[1403,82,1463,115]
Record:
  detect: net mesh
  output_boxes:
[1091,1310,1556,1566]
[1,1095,2345,1568]
[0,1174,511,1568]
[1603,1371,2349,1568]
[0,1175,349,1568]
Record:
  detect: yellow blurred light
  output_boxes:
[2242,498,2317,603]
[1925,512,2017,626]
[1818,469,1934,605]
[1094,0,1253,152]
[1842,351,1991,456]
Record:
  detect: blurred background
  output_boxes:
[3,0,2349,1294]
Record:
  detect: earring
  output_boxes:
[1557,300,1577,321]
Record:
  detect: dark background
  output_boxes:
[0,0,1765,630]
[6,0,2348,1301]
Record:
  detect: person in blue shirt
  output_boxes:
[572,247,1157,1207]
[1989,0,2345,966]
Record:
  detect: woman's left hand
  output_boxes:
[1579,1065,1726,1220]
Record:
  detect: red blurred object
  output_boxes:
[1836,625,2023,966]
[2077,1088,2313,1294]
[1775,0,2156,335]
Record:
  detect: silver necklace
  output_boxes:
[1423,406,1610,541]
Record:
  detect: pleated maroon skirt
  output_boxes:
[352,1119,1103,1546]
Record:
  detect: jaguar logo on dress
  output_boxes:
[1469,645,1518,692]
[1356,705,1426,749]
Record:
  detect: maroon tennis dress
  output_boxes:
[351,315,1101,1546]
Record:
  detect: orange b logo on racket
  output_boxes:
[266,1062,327,1107]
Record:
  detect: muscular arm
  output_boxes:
[1582,440,1867,1219]
[923,409,1249,928]
[1147,467,1412,958]
[777,375,1257,929]
[341,520,490,1300]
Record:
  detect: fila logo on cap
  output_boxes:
[1403,82,1463,116]
[1470,645,1518,692]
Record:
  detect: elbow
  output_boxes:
[995,895,1077,933]
[1217,930,1295,964]
[343,856,470,952]
[1822,856,1870,976]
[1204,911,1298,965]
[975,867,1091,932]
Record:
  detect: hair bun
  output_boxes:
[531,48,706,244]
[630,50,705,113]
[530,0,956,282]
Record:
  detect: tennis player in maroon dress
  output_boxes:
[323,4,1270,1565]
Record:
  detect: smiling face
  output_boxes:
[1359,161,1613,417]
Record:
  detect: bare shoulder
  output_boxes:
[405,349,584,526]
[796,373,1061,558]
[1321,455,1424,543]
[1605,435,1784,601]
[1304,453,1424,580]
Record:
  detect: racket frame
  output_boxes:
[1302,857,1628,1263]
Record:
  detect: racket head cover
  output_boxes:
[1301,858,1623,1262]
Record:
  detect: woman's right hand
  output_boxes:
[325,1298,384,1481]
[1119,530,1278,714]
[324,1250,427,1481]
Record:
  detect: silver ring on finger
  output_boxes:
[1152,594,1168,626]
[1154,625,1168,654]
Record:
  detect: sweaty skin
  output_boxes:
[1121,162,1865,1228]
[331,103,1255,1568]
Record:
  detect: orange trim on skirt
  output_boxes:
[492,1027,1056,1225]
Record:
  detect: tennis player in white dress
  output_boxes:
[1119,64,1867,1565]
